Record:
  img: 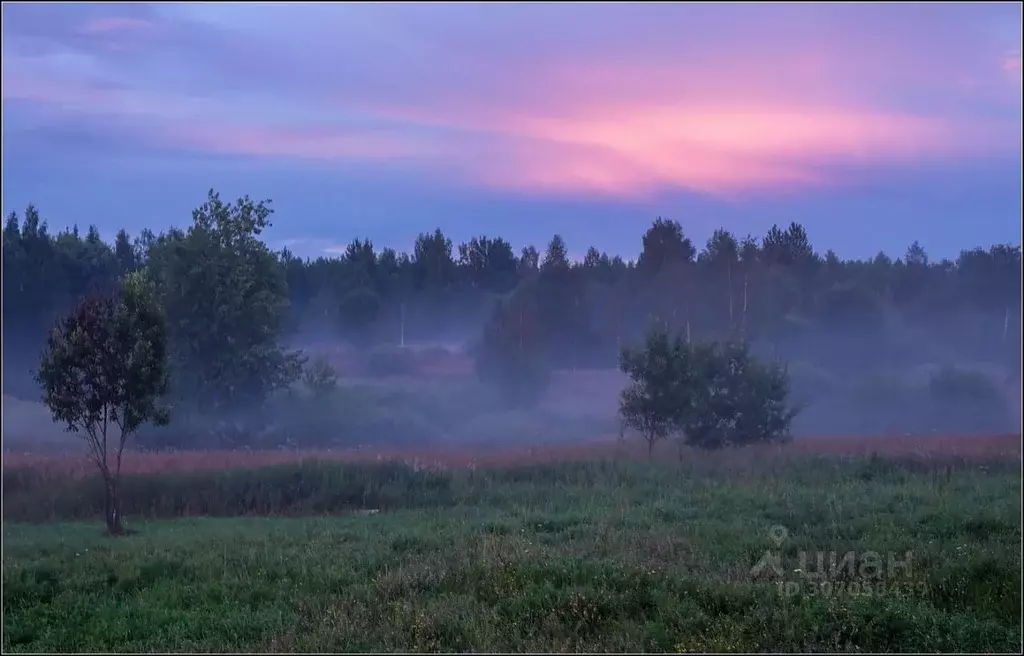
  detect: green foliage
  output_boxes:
[413,228,456,292]
[35,271,170,533]
[638,217,695,275]
[618,323,697,454]
[338,286,381,342]
[620,325,799,452]
[458,235,519,293]
[145,190,304,417]
[476,285,551,408]
[4,199,1022,445]
[302,356,338,398]
[679,341,799,449]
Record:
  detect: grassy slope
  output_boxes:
[3,457,1021,653]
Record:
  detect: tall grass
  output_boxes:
[3,453,1019,524]
[3,452,1021,652]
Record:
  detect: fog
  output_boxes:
[3,211,1020,453]
[5,300,1020,454]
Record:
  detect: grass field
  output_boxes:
[3,435,1022,653]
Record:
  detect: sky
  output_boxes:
[2,2,1022,262]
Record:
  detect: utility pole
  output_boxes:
[400,302,406,348]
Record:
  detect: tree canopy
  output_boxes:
[4,194,1020,441]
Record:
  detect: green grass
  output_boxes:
[3,456,1021,652]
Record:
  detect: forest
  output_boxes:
[3,189,1021,449]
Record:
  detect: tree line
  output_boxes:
[4,189,1022,411]
[9,189,1020,534]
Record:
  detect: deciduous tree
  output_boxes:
[36,271,170,534]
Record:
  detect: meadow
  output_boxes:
[3,435,1022,653]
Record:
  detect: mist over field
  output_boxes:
[2,204,1020,453]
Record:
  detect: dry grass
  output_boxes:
[3,433,1019,479]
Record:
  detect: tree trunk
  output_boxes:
[104,475,123,535]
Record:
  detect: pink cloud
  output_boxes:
[1005,51,1022,73]
[463,138,826,202]
[330,38,1019,198]
[5,9,1020,201]
[359,89,1014,199]
[9,64,1014,200]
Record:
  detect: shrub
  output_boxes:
[303,355,339,398]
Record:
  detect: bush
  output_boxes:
[303,356,339,397]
